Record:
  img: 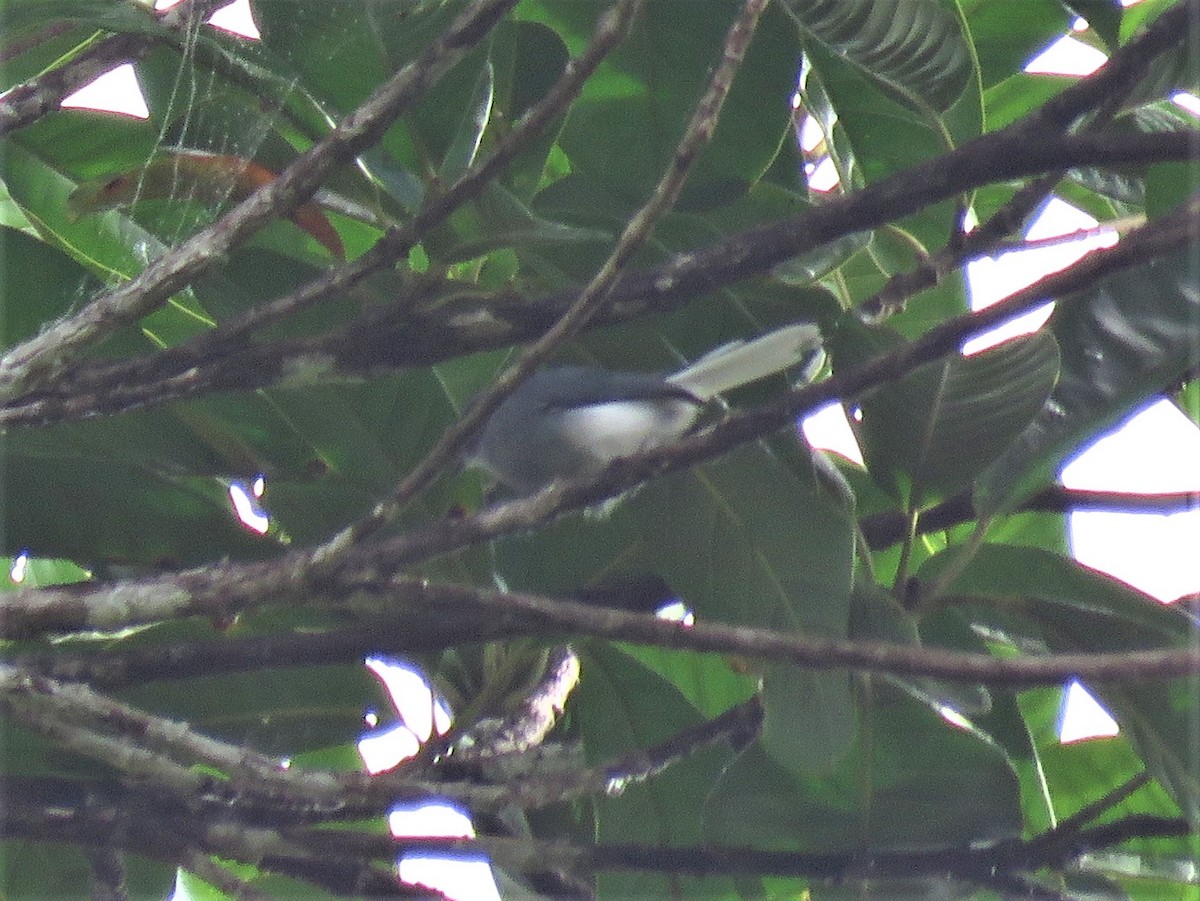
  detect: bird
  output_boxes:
[468,323,825,493]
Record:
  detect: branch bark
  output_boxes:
[0,0,230,137]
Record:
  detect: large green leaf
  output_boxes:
[0,231,274,564]
[575,643,741,899]
[976,245,1200,515]
[1,835,177,901]
[921,544,1200,820]
[494,433,857,776]
[629,440,858,776]
[786,0,984,254]
[853,329,1061,501]
[705,687,1022,852]
[526,0,800,212]
[782,0,973,113]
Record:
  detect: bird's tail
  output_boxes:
[667,323,825,401]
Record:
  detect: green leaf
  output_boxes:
[1148,154,1200,217]
[851,582,991,715]
[705,688,1022,851]
[534,0,800,212]
[432,182,611,264]
[252,0,468,113]
[0,443,271,565]
[920,544,1195,650]
[498,434,857,776]
[439,57,494,182]
[0,0,167,41]
[969,0,1074,88]
[782,0,973,113]
[575,644,741,899]
[976,245,1200,515]
[1062,0,1124,50]
[855,330,1061,501]
[984,73,1075,131]
[614,644,758,722]
[920,544,1200,820]
[631,441,858,775]
[1118,0,1200,105]
[1174,376,1200,429]
[785,0,983,254]
[117,663,385,755]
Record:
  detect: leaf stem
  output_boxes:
[915,515,991,614]
[892,493,921,605]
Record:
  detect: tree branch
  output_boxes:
[286,806,1194,885]
[0,778,427,897]
[2,200,1195,642]
[861,486,1200,550]
[3,129,1194,432]
[0,0,230,137]
[11,558,1198,684]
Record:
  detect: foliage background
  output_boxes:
[0,0,1198,898]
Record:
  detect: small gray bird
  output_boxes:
[469,323,825,493]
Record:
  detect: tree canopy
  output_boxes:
[1,0,1198,898]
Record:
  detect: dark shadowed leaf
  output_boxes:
[575,643,740,898]
[921,543,1200,820]
[977,245,1200,514]
[781,0,973,112]
[525,0,800,212]
[705,688,1021,851]
[854,330,1061,501]
[630,440,858,775]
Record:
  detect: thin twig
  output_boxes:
[999,772,1152,869]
